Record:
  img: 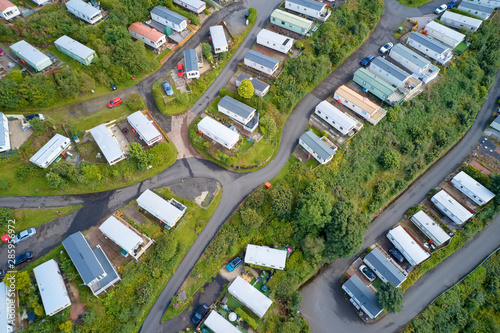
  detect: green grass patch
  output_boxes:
[68,104,132,133]
[396,0,432,6]
[4,205,83,235]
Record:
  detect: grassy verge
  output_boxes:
[67,104,133,133]
[396,0,432,6]
[3,205,83,235]
[21,185,222,332]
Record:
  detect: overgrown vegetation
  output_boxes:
[405,250,500,332]
[167,9,500,331]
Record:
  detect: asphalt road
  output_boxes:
[1,0,498,332]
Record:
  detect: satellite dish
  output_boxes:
[228,312,237,322]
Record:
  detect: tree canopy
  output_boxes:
[378,282,404,313]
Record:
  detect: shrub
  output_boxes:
[247,8,257,24]
[175,92,190,106]
[0,178,9,190]
[238,79,254,99]
[29,118,46,135]
[126,93,146,112]
[235,308,257,330]
[378,149,401,170]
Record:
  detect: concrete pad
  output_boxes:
[8,119,33,149]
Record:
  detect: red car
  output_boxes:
[108,97,123,108]
[177,63,184,77]
[0,49,4,56]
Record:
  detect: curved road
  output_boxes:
[1,0,498,332]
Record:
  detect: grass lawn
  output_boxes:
[236,138,254,153]
[454,41,469,54]
[3,205,83,235]
[396,0,432,6]
[232,138,274,168]
[68,104,132,133]
[225,294,243,310]
[372,278,383,291]
[155,47,172,60]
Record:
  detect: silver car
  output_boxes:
[12,228,36,244]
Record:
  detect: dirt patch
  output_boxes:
[68,281,86,321]
[469,159,492,175]
[85,225,129,269]
[123,205,147,225]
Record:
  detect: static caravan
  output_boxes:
[173,0,206,14]
[197,116,240,149]
[127,111,162,146]
[0,0,20,20]
[430,190,474,225]
[440,11,483,32]
[244,50,280,76]
[285,0,330,21]
[256,29,294,54]
[342,275,383,319]
[451,171,495,206]
[209,25,228,54]
[0,113,11,153]
[184,48,200,79]
[54,35,96,66]
[151,6,188,32]
[387,226,430,266]
[62,232,121,296]
[468,0,500,8]
[244,244,288,270]
[389,44,440,84]
[299,130,337,164]
[458,0,494,20]
[137,189,187,229]
[217,96,258,132]
[314,100,361,136]
[368,57,412,88]
[128,22,166,51]
[333,85,387,125]
[204,311,241,333]
[270,9,313,36]
[363,249,407,287]
[353,68,401,105]
[66,0,102,24]
[424,21,465,49]
[30,0,49,5]
[89,124,126,166]
[99,216,144,257]
[29,134,70,168]
[407,32,453,65]
[228,276,273,318]
[411,211,450,246]
[236,73,270,97]
[33,260,71,316]
[10,40,52,72]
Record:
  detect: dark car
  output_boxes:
[110,84,117,91]
[121,127,129,135]
[389,248,405,264]
[26,114,44,122]
[360,55,375,67]
[162,81,174,96]
[359,265,376,282]
[226,256,243,272]
[447,0,457,8]
[192,304,209,324]
[0,269,4,280]
[9,252,34,267]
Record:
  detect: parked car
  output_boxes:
[360,55,375,67]
[226,256,243,272]
[0,269,4,280]
[26,114,45,122]
[389,248,405,264]
[121,127,129,135]
[379,42,393,54]
[108,97,123,108]
[177,64,184,77]
[12,228,36,244]
[110,84,117,91]
[447,0,457,8]
[9,252,34,267]
[435,4,447,14]
[359,265,376,282]
[162,81,174,96]
[191,304,209,324]
[0,48,4,56]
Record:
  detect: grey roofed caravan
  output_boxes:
[54,35,96,66]
[62,232,105,285]
[370,57,410,83]
[236,73,270,96]
[363,248,407,287]
[151,6,187,26]
[244,50,279,70]
[408,32,449,54]
[342,275,383,319]
[287,0,325,10]
[184,49,198,73]
[218,96,256,121]
[300,131,336,162]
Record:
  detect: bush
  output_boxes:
[175,92,191,106]
[126,93,146,112]
[247,8,257,24]
[204,8,210,15]
[235,308,257,330]
[238,79,254,99]
[29,118,46,135]
[378,149,401,170]
[0,178,9,190]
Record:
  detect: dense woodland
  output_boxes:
[0,0,199,109]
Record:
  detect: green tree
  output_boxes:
[238,79,254,99]
[259,115,277,138]
[29,118,46,135]
[59,320,72,333]
[175,92,190,106]
[56,70,81,99]
[296,192,332,233]
[239,207,264,229]
[0,78,21,109]
[4,271,31,290]
[377,282,404,313]
[378,149,401,170]
[270,186,293,219]
[302,234,325,259]
[46,172,68,189]
[0,208,14,228]
[80,163,103,184]
[128,142,153,171]
[126,93,146,111]
[7,70,23,84]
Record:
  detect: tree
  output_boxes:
[378,282,404,313]
[296,192,332,233]
[59,321,72,333]
[201,43,212,58]
[0,78,21,109]
[259,115,277,139]
[128,142,153,171]
[126,93,146,111]
[80,163,103,184]
[238,79,254,99]
[175,92,190,106]
[270,186,293,219]
[46,172,68,189]
[29,118,46,135]
[378,149,401,170]
[4,271,31,290]
[56,70,81,99]
[239,207,264,229]
[302,234,325,259]
[0,208,14,228]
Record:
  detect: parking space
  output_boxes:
[8,119,33,149]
